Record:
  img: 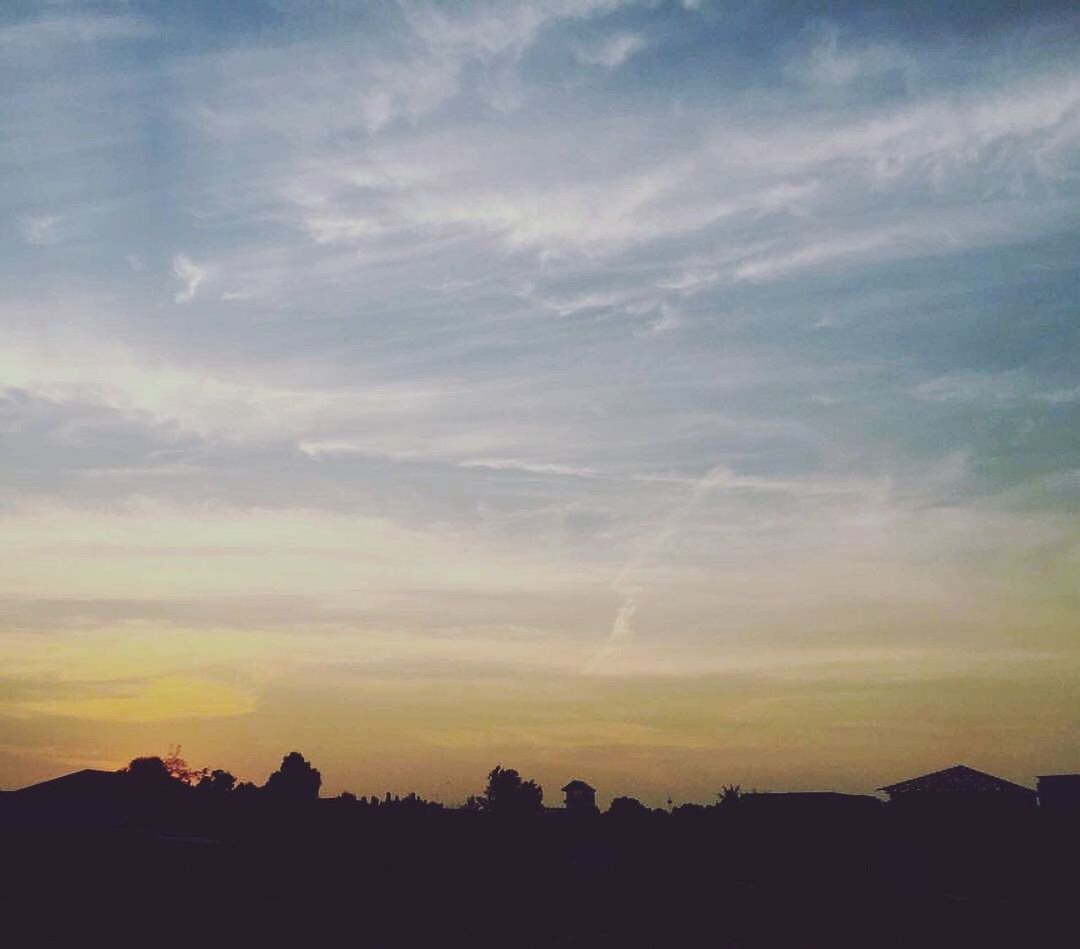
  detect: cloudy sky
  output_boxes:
[2,0,1078,803]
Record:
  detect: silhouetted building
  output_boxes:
[12,769,134,828]
[11,766,193,831]
[880,765,1035,818]
[562,779,597,814]
[740,791,882,819]
[1036,774,1080,816]
[16,768,128,802]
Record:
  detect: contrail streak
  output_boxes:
[588,465,733,671]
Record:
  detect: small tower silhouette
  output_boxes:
[562,779,597,814]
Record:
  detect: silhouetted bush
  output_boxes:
[196,769,237,798]
[607,796,650,819]
[475,765,543,817]
[124,756,173,786]
[264,752,322,801]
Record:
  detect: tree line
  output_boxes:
[122,748,589,816]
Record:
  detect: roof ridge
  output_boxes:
[879,764,1033,794]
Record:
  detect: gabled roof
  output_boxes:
[15,769,130,800]
[879,765,1033,796]
[562,780,595,792]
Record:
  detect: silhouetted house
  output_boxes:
[562,780,597,814]
[16,768,129,802]
[741,791,881,816]
[738,791,881,832]
[1036,774,1080,817]
[879,765,1035,819]
[12,767,188,830]
[12,769,134,829]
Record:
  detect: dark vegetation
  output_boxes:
[1,750,1076,949]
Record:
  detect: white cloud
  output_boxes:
[914,372,1080,406]
[402,0,632,63]
[532,287,645,317]
[185,1,637,141]
[0,13,154,51]
[575,32,646,68]
[242,68,1080,274]
[786,25,913,90]
[20,214,63,246]
[171,254,207,303]
[460,458,603,478]
[732,231,898,283]
[637,302,683,337]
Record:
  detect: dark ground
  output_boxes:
[2,799,1076,948]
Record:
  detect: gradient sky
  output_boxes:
[2,0,1079,805]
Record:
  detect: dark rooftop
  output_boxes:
[562,780,595,792]
[15,769,129,800]
[879,765,1033,796]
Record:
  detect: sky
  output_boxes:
[1,0,1078,805]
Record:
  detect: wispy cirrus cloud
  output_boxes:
[914,372,1080,406]
[0,12,155,52]
[574,31,646,68]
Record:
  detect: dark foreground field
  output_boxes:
[3,801,1076,948]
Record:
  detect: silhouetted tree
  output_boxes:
[672,802,706,818]
[124,756,175,789]
[125,747,210,790]
[264,752,321,801]
[122,756,192,809]
[608,796,650,819]
[383,792,443,813]
[162,745,208,785]
[233,781,260,800]
[196,769,237,797]
[476,766,543,817]
[717,784,742,807]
